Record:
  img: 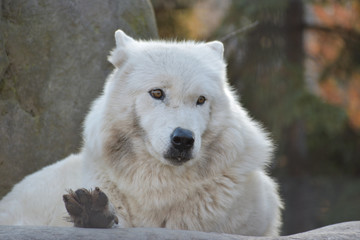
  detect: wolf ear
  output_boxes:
[108,30,135,68]
[205,41,224,58]
[114,30,135,47]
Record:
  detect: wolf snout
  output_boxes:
[164,127,195,165]
[171,127,194,151]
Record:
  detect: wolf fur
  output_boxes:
[0,30,282,236]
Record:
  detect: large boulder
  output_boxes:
[0,0,158,198]
[0,221,359,240]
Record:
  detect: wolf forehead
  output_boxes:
[108,30,227,95]
[109,30,224,64]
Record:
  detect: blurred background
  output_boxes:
[151,0,360,235]
[0,0,359,236]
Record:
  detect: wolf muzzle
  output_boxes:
[164,127,194,165]
[171,127,194,151]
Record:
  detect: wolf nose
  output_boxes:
[171,127,194,151]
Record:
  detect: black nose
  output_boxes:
[171,127,194,151]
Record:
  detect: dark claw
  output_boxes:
[63,192,83,216]
[75,189,92,208]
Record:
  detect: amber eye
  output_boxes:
[196,96,206,105]
[149,89,165,100]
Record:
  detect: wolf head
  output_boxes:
[84,30,272,171]
[97,30,228,167]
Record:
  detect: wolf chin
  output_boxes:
[0,30,283,236]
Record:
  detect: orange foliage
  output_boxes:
[319,76,360,129]
[347,75,360,129]
[308,1,360,129]
[306,31,343,64]
[313,1,360,30]
[319,78,344,106]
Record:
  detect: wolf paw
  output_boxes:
[63,187,118,228]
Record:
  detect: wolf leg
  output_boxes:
[63,187,119,228]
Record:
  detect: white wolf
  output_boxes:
[0,30,282,236]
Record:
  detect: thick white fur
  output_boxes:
[0,30,282,236]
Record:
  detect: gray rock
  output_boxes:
[0,221,359,240]
[0,0,158,198]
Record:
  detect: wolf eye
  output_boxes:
[196,96,206,105]
[149,89,165,100]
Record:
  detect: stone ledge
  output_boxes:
[0,221,359,240]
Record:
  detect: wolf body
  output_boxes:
[0,30,282,236]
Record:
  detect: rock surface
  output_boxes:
[0,0,158,198]
[0,221,359,240]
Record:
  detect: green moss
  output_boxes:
[122,8,157,39]
[33,114,42,135]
